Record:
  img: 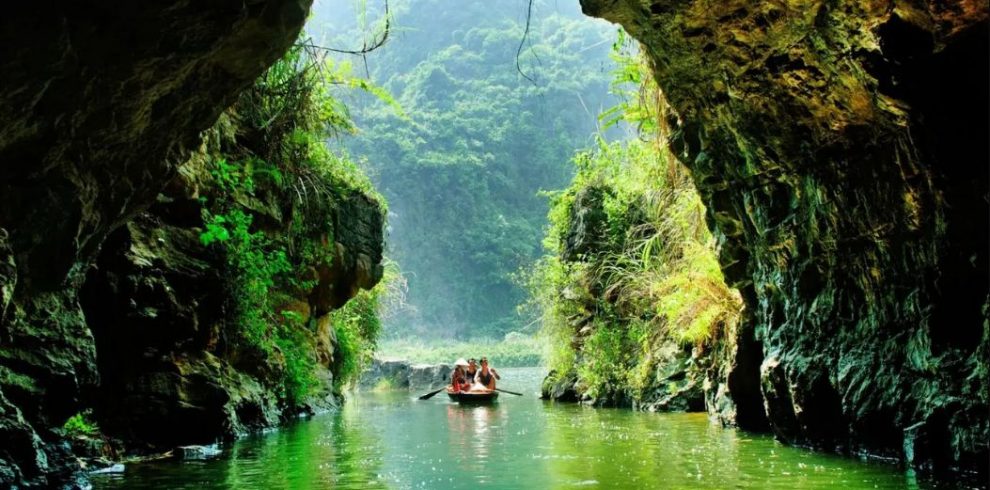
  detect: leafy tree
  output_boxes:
[313,0,624,339]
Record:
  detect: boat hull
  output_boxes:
[447,390,498,404]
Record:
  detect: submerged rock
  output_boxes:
[407,364,455,390]
[89,464,124,475]
[177,445,221,461]
[360,360,412,389]
[541,370,579,403]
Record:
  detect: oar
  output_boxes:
[495,388,522,396]
[418,387,446,400]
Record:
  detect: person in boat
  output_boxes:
[464,358,479,385]
[475,357,500,390]
[450,358,470,392]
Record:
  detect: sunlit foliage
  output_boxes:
[199,43,389,402]
[528,35,742,401]
[320,0,622,339]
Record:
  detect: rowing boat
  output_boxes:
[446,388,498,404]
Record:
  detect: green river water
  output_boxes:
[92,368,939,489]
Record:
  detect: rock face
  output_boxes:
[541,370,580,403]
[0,1,312,487]
[633,343,705,413]
[582,0,988,475]
[78,113,385,448]
[359,359,453,391]
[562,187,610,262]
[541,341,707,411]
[539,184,711,412]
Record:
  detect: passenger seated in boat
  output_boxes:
[465,358,479,384]
[475,357,500,390]
[450,358,470,392]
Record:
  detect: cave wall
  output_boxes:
[79,140,385,449]
[581,0,988,474]
[0,1,312,486]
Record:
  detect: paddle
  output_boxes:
[418,387,446,400]
[495,388,522,396]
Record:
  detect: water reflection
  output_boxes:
[445,403,505,482]
[537,402,929,489]
[94,397,387,489]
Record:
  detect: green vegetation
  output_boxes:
[528,36,742,401]
[327,263,404,386]
[62,411,99,438]
[377,335,542,367]
[199,43,388,402]
[314,0,622,339]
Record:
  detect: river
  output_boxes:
[92,367,937,489]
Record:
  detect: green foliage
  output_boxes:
[240,43,389,206]
[63,411,99,438]
[527,35,742,402]
[598,30,657,134]
[274,314,320,403]
[201,161,293,348]
[377,335,543,368]
[329,258,412,389]
[198,40,388,405]
[372,377,396,392]
[329,285,383,389]
[526,256,583,372]
[578,320,631,400]
[323,0,623,339]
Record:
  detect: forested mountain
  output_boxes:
[309,0,623,338]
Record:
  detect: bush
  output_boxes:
[63,411,99,438]
[329,287,383,389]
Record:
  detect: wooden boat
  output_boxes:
[446,388,498,404]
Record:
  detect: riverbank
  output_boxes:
[376,337,542,368]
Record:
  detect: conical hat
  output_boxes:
[454,358,469,367]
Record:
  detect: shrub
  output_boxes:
[329,287,383,389]
[63,411,99,438]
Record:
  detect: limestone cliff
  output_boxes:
[0,1,314,486]
[79,129,384,449]
[581,0,988,475]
